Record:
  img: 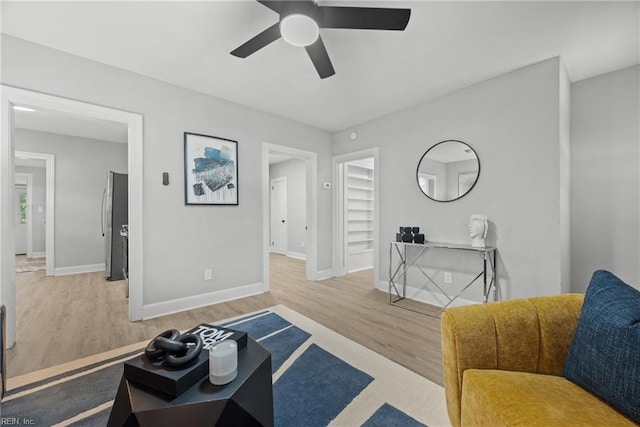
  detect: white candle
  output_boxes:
[209,340,238,385]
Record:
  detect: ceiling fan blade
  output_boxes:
[317,6,411,31]
[257,1,282,13]
[305,36,335,79]
[230,23,281,58]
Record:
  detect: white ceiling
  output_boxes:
[15,157,46,169]
[2,1,638,132]
[13,107,128,144]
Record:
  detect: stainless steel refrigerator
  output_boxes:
[102,171,128,281]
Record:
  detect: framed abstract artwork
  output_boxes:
[184,132,238,205]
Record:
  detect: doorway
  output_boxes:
[1,85,144,348]
[262,143,317,290]
[14,183,27,255]
[333,148,380,284]
[270,177,288,256]
[15,152,54,276]
[15,170,38,260]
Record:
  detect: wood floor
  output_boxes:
[8,254,444,385]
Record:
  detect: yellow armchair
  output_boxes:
[441,295,637,426]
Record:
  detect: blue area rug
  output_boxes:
[226,313,376,426]
[224,312,312,372]
[362,403,427,427]
[274,343,374,426]
[2,308,438,426]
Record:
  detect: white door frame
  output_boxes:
[14,173,32,257]
[15,153,54,273]
[332,148,380,286]
[262,142,317,289]
[269,176,288,255]
[1,85,144,348]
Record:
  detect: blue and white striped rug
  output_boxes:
[1,305,449,426]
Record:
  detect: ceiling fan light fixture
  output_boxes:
[280,14,319,47]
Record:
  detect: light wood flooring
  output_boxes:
[9,254,444,385]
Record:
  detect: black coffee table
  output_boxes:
[107,338,273,426]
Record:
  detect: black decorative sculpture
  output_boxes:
[144,329,203,369]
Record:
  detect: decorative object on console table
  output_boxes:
[184,132,238,205]
[396,226,425,244]
[468,214,488,248]
[123,325,247,397]
[397,226,412,243]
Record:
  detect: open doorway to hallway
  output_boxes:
[262,143,318,290]
[269,156,307,263]
[2,86,144,351]
[268,154,308,282]
[7,105,131,377]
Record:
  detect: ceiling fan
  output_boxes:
[230,1,411,79]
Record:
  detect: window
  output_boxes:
[19,193,27,224]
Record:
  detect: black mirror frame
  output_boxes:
[416,140,480,203]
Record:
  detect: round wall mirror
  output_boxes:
[416,140,480,202]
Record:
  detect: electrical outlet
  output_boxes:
[204,269,213,280]
[301,241,305,248]
[444,272,452,284]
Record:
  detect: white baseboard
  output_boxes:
[317,268,334,281]
[286,251,307,261]
[142,282,264,320]
[54,263,106,276]
[377,280,479,308]
[347,266,374,274]
[31,251,45,259]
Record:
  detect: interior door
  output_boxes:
[14,185,27,255]
[270,178,287,255]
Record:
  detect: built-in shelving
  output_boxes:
[345,160,374,272]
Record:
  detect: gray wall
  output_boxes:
[559,61,572,294]
[269,159,307,257]
[334,58,568,300]
[2,34,333,307]
[15,129,128,268]
[15,164,46,255]
[570,65,640,291]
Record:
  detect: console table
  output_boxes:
[388,241,497,313]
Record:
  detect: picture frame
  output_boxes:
[184,132,238,205]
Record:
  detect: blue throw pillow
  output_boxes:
[563,270,640,423]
